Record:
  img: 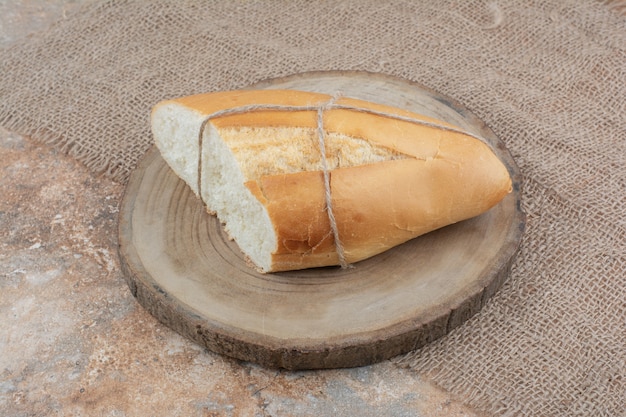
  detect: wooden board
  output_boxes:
[118,71,525,370]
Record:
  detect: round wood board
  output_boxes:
[118,71,525,370]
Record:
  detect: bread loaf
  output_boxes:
[151,89,512,273]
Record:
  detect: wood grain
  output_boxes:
[118,71,525,370]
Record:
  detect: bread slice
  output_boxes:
[151,89,512,272]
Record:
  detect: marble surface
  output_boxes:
[0,2,483,416]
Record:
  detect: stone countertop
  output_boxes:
[0,2,484,416]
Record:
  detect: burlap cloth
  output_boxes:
[1,0,624,415]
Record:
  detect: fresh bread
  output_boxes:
[151,89,512,273]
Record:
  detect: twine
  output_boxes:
[196,96,482,268]
[315,95,351,268]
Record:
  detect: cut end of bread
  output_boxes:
[153,102,278,272]
[200,123,276,272]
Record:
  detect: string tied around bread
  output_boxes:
[196,95,484,269]
[315,94,351,269]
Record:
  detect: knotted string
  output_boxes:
[196,97,483,268]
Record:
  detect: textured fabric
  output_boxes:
[1,1,624,415]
